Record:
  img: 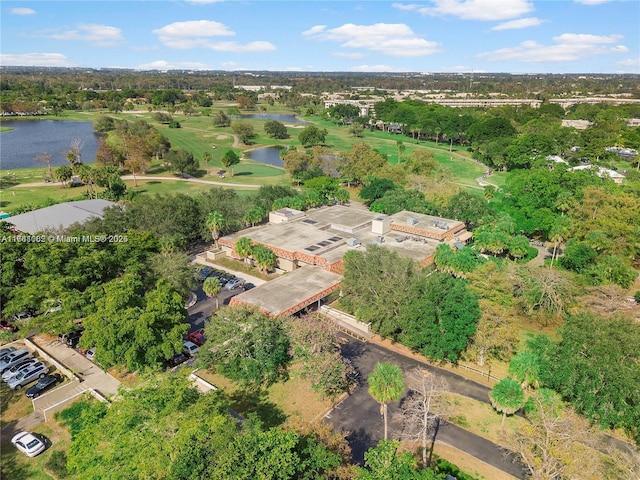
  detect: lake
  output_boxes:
[232,113,307,124]
[0,120,100,170]
[246,146,285,167]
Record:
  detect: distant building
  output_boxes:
[568,165,625,184]
[6,199,117,234]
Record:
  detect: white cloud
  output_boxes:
[304,23,440,57]
[153,20,234,38]
[0,53,75,67]
[48,24,124,46]
[11,7,36,15]
[332,52,366,59]
[616,57,640,67]
[302,25,327,36]
[478,33,628,63]
[574,0,612,4]
[393,0,534,21]
[136,60,213,70]
[491,17,543,31]
[153,20,275,52]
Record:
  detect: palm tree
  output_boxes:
[206,211,225,249]
[489,378,525,433]
[368,362,405,440]
[202,276,222,309]
[235,237,254,264]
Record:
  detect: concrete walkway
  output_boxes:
[13,175,261,189]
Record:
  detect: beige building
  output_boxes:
[219,204,470,274]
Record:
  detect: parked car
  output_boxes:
[12,312,32,322]
[186,329,206,346]
[64,329,85,348]
[11,431,46,457]
[0,346,16,360]
[218,273,235,287]
[2,358,38,382]
[0,320,18,332]
[0,349,33,373]
[241,283,255,291]
[7,362,48,390]
[25,374,63,399]
[198,266,213,282]
[225,277,245,290]
[182,340,199,357]
[165,352,189,368]
[85,348,96,361]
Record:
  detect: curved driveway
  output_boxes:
[328,336,527,478]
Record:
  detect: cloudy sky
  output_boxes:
[1,0,638,73]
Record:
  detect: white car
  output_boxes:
[2,358,38,382]
[182,340,199,357]
[11,431,46,457]
[7,362,48,390]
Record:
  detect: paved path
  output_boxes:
[328,335,527,478]
[12,175,261,189]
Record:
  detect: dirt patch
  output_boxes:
[216,134,230,140]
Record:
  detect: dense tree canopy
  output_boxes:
[342,246,480,362]
[201,306,291,388]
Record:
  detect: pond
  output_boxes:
[0,120,100,170]
[246,146,285,167]
[231,113,307,124]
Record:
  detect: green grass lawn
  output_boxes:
[1,108,495,211]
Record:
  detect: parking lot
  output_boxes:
[187,261,265,332]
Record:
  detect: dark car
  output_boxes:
[165,352,189,368]
[241,283,255,291]
[25,374,63,399]
[65,329,85,348]
[186,329,206,347]
[197,266,213,282]
[218,273,235,287]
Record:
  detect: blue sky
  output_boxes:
[2,1,639,73]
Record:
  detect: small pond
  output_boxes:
[246,146,285,167]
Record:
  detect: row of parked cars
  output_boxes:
[196,266,253,291]
[0,346,62,397]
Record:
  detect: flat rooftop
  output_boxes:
[223,205,457,265]
[6,199,117,234]
[231,266,342,316]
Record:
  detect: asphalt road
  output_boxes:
[327,335,527,479]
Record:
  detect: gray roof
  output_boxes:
[7,199,117,234]
[232,266,342,316]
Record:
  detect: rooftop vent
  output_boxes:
[407,216,418,226]
[346,237,360,247]
[431,220,449,230]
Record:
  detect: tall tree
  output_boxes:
[253,244,277,273]
[206,211,225,249]
[368,362,405,440]
[34,152,53,180]
[231,121,256,144]
[489,378,525,432]
[221,150,240,176]
[202,276,221,309]
[201,306,291,388]
[400,369,451,468]
[234,237,254,264]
